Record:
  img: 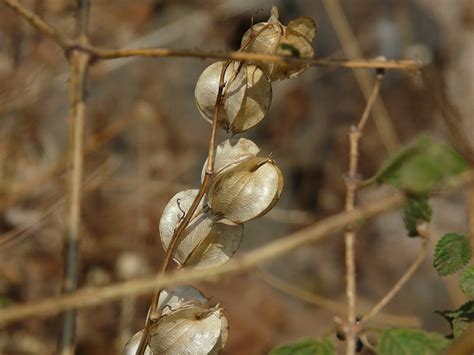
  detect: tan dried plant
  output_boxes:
[125,6,315,355]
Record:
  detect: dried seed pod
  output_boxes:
[149,304,227,355]
[159,189,215,266]
[195,61,272,134]
[209,310,229,355]
[184,219,243,269]
[241,6,316,81]
[157,286,208,315]
[201,137,260,181]
[208,156,284,223]
[123,330,152,355]
[160,190,242,268]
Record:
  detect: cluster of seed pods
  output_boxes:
[124,7,315,354]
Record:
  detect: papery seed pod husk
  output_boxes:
[209,311,229,355]
[208,156,284,223]
[201,137,260,182]
[184,219,243,269]
[194,61,272,134]
[159,189,215,266]
[241,6,316,81]
[157,285,208,316]
[123,330,152,355]
[149,305,227,355]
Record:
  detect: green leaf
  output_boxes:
[270,338,335,355]
[433,233,471,276]
[402,195,432,237]
[435,301,474,338]
[373,135,467,194]
[459,265,474,298]
[451,318,469,338]
[375,328,449,355]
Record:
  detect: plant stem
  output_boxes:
[1,0,71,49]
[361,237,430,324]
[255,270,421,327]
[0,192,408,325]
[134,61,231,355]
[1,171,473,325]
[58,1,90,354]
[93,48,418,71]
[343,71,384,355]
[0,1,423,73]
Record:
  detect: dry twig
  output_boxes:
[58,1,91,354]
[0,191,407,325]
[342,71,384,355]
[255,270,421,328]
[0,169,472,326]
[361,233,430,325]
[2,0,71,49]
[1,0,419,73]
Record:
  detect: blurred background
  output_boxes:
[0,0,473,354]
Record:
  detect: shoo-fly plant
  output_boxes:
[241,6,316,81]
[7,2,468,355]
[124,6,315,355]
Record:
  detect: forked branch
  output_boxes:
[1,0,420,73]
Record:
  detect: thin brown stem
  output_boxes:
[1,0,71,49]
[58,1,90,354]
[134,61,231,355]
[1,0,420,77]
[92,47,418,71]
[343,72,384,355]
[0,192,407,325]
[255,270,421,327]
[0,172,473,325]
[361,236,430,325]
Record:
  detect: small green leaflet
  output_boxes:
[433,233,471,276]
[269,338,334,355]
[459,266,474,298]
[435,301,474,338]
[402,195,432,237]
[372,135,466,194]
[375,328,449,355]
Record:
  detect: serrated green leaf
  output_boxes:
[373,135,467,194]
[435,301,474,338]
[375,328,449,355]
[451,318,468,338]
[459,266,474,298]
[434,233,471,276]
[402,195,432,237]
[269,338,335,355]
